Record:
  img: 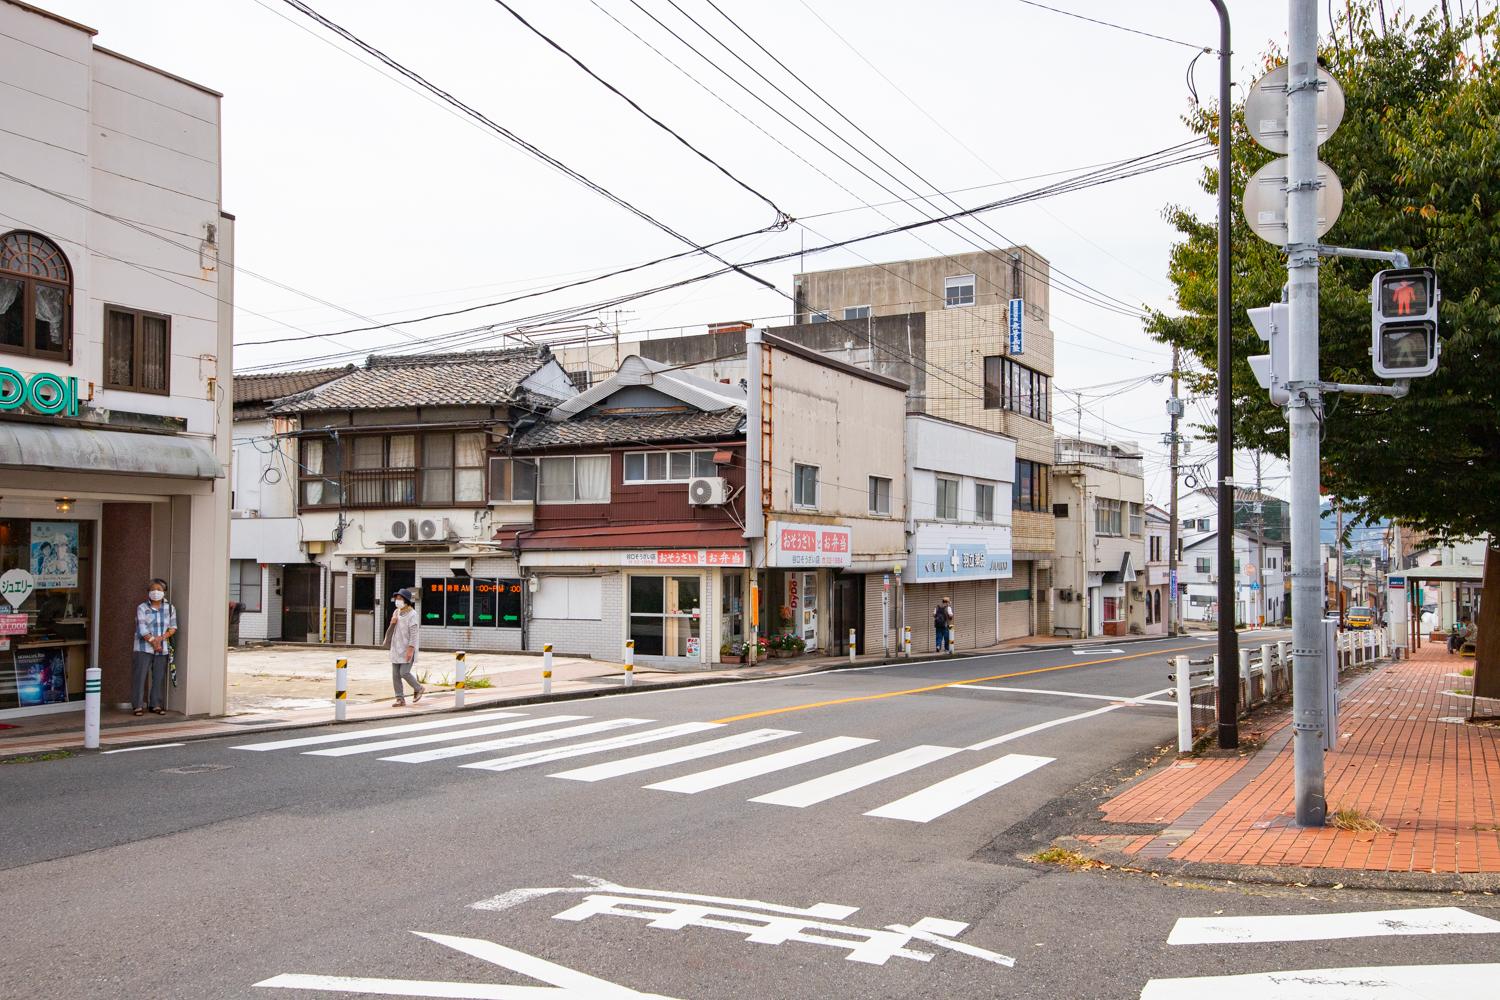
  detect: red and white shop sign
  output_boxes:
[767,521,852,568]
[0,614,28,636]
[619,549,748,567]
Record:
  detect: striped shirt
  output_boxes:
[135,601,177,654]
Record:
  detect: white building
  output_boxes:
[1050,437,1146,638]
[902,414,1018,650]
[1176,488,1288,626]
[0,1,232,717]
[1143,503,1171,635]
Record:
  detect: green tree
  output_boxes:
[1148,4,1500,694]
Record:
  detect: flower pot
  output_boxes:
[720,653,744,664]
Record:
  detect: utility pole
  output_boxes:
[1209,0,1239,750]
[1335,500,1345,623]
[1167,345,1181,635]
[1287,0,1328,826]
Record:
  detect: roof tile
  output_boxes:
[269,348,552,413]
[517,409,744,449]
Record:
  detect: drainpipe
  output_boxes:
[744,327,765,663]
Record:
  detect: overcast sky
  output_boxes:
[42,0,1449,505]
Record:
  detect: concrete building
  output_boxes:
[903,415,1017,651]
[0,0,233,718]
[1177,488,1289,626]
[1049,437,1146,638]
[1143,503,1171,635]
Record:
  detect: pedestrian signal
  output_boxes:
[1371,267,1438,378]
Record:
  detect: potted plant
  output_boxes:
[720,641,744,665]
[783,634,807,657]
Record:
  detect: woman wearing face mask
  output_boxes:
[382,587,424,707]
[132,578,177,716]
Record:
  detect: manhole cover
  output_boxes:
[158,763,233,774]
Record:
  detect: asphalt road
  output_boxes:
[4,630,1497,999]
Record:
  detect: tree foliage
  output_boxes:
[1148,4,1500,539]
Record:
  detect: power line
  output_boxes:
[1013,0,1211,51]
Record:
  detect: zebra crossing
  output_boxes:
[231,710,1055,825]
[1141,905,1500,998]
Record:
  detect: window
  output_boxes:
[531,576,603,620]
[1053,502,1069,518]
[935,476,960,519]
[1195,557,1211,573]
[1198,518,1211,531]
[793,463,819,508]
[1191,594,1214,607]
[488,457,537,502]
[944,274,975,308]
[299,430,488,509]
[104,305,170,394]
[229,560,262,613]
[1102,596,1120,621]
[421,431,486,504]
[810,310,830,323]
[1129,503,1144,537]
[422,577,522,628]
[982,356,1050,421]
[1095,498,1123,536]
[868,475,891,516]
[1266,555,1277,569]
[843,305,871,320]
[1182,518,1195,530]
[0,231,71,362]
[623,450,718,484]
[539,455,610,503]
[1150,535,1163,562]
[1012,460,1049,512]
[299,437,343,507]
[975,482,995,522]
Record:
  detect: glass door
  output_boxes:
[630,575,702,659]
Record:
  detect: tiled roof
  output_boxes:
[516,408,744,449]
[233,366,352,406]
[269,348,552,413]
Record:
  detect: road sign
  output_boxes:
[1245,64,1346,153]
[1371,267,1440,378]
[1243,157,1344,245]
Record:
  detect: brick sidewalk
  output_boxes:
[1086,643,1500,873]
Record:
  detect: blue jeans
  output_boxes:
[935,625,952,652]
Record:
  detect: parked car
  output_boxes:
[1345,606,1376,630]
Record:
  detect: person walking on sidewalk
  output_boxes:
[132,578,177,717]
[933,597,954,654]
[383,587,424,707]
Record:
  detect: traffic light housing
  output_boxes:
[1247,302,1290,405]
[1371,267,1439,378]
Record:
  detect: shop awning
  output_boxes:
[518,521,746,551]
[0,422,221,479]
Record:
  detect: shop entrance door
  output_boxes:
[385,561,416,617]
[629,575,703,661]
[281,565,321,643]
[352,575,376,645]
[831,573,862,654]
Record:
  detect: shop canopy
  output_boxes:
[0,423,220,479]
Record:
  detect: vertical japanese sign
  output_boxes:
[1008,298,1024,355]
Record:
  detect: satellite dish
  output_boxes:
[1246,65,1345,154]
[1243,157,1344,246]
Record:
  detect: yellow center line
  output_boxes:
[711,644,1200,724]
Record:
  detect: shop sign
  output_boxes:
[0,613,29,634]
[1,568,35,610]
[0,367,81,417]
[767,521,852,568]
[911,543,1013,582]
[621,549,748,567]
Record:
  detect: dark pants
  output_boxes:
[132,650,168,710]
[935,624,952,652]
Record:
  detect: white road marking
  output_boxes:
[1167,906,1500,945]
[381,718,650,764]
[1139,963,1500,999]
[1072,648,1123,655]
[460,723,723,773]
[864,753,1052,823]
[550,728,797,782]
[304,716,591,757]
[965,703,1127,751]
[646,736,876,794]
[100,742,185,754]
[959,685,1176,706]
[750,744,961,808]
[231,710,525,751]
[257,929,680,998]
[472,877,859,920]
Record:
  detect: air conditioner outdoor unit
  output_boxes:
[390,518,417,541]
[417,517,452,541]
[688,476,729,506]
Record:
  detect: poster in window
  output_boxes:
[15,648,67,706]
[497,579,523,627]
[421,579,447,625]
[444,578,473,627]
[30,521,79,589]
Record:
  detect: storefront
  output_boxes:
[0,512,94,714]
[755,521,855,654]
[902,522,1014,651]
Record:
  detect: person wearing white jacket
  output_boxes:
[383,587,424,707]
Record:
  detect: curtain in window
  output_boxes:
[388,435,416,503]
[106,309,134,386]
[540,457,573,502]
[455,432,486,502]
[34,284,65,351]
[139,314,167,388]
[0,277,20,349]
[303,439,324,505]
[576,455,609,502]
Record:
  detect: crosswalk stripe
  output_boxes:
[550,728,798,782]
[230,710,526,752]
[1167,906,1500,945]
[380,718,651,764]
[304,716,591,757]
[864,753,1052,823]
[459,722,724,773]
[645,736,876,794]
[1140,963,1500,999]
[750,744,962,808]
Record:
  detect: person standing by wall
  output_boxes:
[934,596,954,654]
[132,578,177,716]
[383,587,424,706]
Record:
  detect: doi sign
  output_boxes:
[0,367,80,417]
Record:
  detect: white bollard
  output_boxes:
[902,625,912,657]
[1261,643,1274,674]
[334,657,348,722]
[1278,640,1290,666]
[624,639,635,687]
[1175,655,1193,753]
[83,666,101,749]
[542,643,553,696]
[453,650,466,709]
[848,628,857,663]
[1238,647,1251,682]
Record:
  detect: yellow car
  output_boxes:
[1345,606,1376,630]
